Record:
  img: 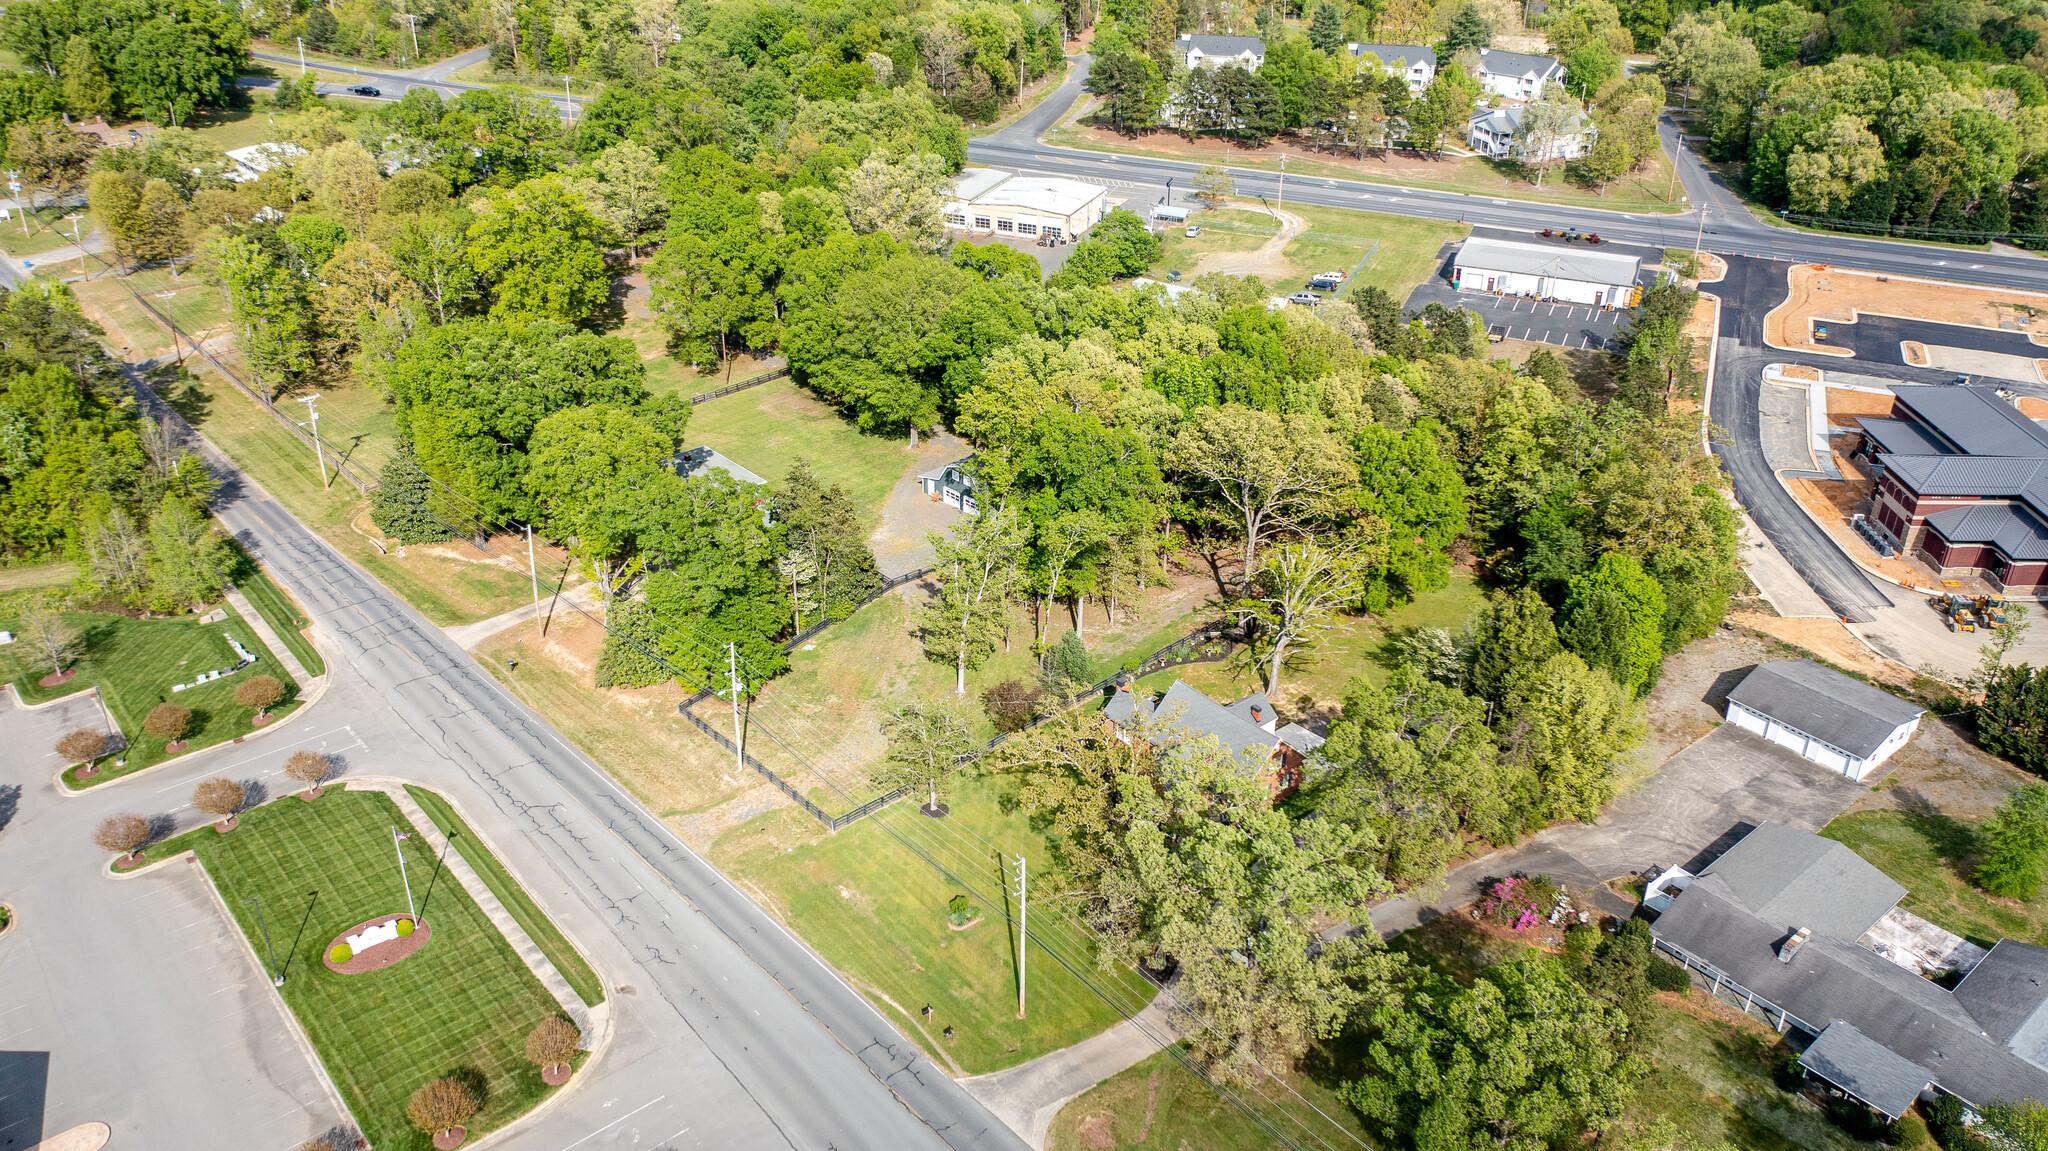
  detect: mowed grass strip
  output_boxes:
[1823,810,2044,951]
[714,768,1152,1074]
[405,784,606,1006]
[0,606,301,787]
[235,565,325,677]
[146,788,568,1150]
[684,377,914,530]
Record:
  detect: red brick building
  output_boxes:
[1854,386,2048,595]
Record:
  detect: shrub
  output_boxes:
[142,703,192,742]
[283,749,330,789]
[948,894,970,917]
[1647,956,1691,994]
[191,776,245,818]
[525,1016,581,1068]
[1042,632,1091,694]
[55,728,107,765]
[407,1078,478,1134]
[395,917,414,937]
[982,679,1045,733]
[235,674,287,717]
[329,942,352,963]
[92,812,150,855]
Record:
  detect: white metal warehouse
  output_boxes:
[1723,659,1926,781]
[1451,236,1641,307]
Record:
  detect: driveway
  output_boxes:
[1367,724,1873,935]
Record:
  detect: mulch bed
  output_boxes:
[541,1064,571,1086]
[38,669,75,687]
[323,914,432,974]
[251,714,275,727]
[432,1125,467,1149]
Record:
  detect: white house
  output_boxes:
[1451,235,1640,307]
[1347,43,1436,92]
[944,168,1109,243]
[224,142,307,182]
[1175,34,1265,72]
[1722,659,1925,781]
[1466,105,1593,161]
[1474,47,1565,101]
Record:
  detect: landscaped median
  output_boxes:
[122,785,586,1149]
[0,600,307,789]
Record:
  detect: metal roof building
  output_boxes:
[1723,659,1925,780]
[1451,236,1640,308]
[944,168,1109,244]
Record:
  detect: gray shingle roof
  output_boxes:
[1105,679,1322,764]
[1177,34,1264,56]
[1349,43,1435,68]
[1956,941,2048,1072]
[1802,1021,1935,1118]
[672,446,767,487]
[1892,386,2048,457]
[1703,821,1905,941]
[1475,47,1562,79]
[1453,236,1637,288]
[1856,417,1956,457]
[1725,659,1925,761]
[1925,504,2048,562]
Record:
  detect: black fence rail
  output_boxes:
[781,566,933,652]
[690,365,790,406]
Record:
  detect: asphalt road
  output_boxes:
[1834,312,2048,362]
[246,49,582,116]
[10,365,1034,1151]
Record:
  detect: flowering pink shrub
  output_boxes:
[1477,876,1552,931]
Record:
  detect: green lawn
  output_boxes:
[1821,810,2044,951]
[1147,203,1465,302]
[138,787,571,1150]
[0,561,75,593]
[0,206,99,260]
[1046,1046,1367,1151]
[236,565,325,678]
[0,605,302,787]
[404,784,606,1007]
[714,766,1153,1074]
[685,377,914,529]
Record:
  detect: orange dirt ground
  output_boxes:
[1765,264,2048,356]
[1825,387,1896,419]
[1730,611,1911,686]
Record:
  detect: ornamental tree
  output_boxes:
[55,728,107,766]
[92,812,150,857]
[143,703,192,744]
[525,1017,581,1073]
[405,1077,479,1136]
[283,750,330,796]
[191,777,245,822]
[236,675,287,719]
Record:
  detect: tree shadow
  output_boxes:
[444,1064,490,1111]
[1893,787,1979,876]
[145,811,178,845]
[0,783,16,834]
[582,268,631,334]
[237,779,268,810]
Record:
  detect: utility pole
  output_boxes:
[296,395,329,489]
[1014,853,1028,1018]
[1694,204,1709,258]
[1277,153,1286,211]
[727,642,745,779]
[1667,136,1681,202]
[298,37,307,75]
[7,173,23,234]
[398,13,421,61]
[526,524,541,641]
[392,826,418,920]
[565,74,574,122]
[244,896,285,985]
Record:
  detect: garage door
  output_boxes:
[1808,743,1850,775]
[1765,722,1808,754]
[1729,705,1767,736]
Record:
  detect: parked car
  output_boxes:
[347,84,381,97]
[1287,291,1322,306]
[1185,225,1202,237]
[1308,272,1344,290]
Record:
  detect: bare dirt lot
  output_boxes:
[1765,264,2048,355]
[1842,715,2030,824]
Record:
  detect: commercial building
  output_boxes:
[1650,823,2048,1121]
[1174,33,1265,71]
[1450,235,1641,307]
[943,168,1109,244]
[1466,105,1593,161]
[1474,47,1565,101]
[1722,659,1925,781]
[1851,385,2048,593]
[1347,43,1436,91]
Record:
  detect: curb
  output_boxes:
[50,636,337,798]
[0,901,13,942]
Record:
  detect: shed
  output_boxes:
[1451,236,1640,307]
[1724,659,1925,780]
[918,456,979,514]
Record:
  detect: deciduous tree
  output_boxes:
[1168,404,1356,596]
[17,592,79,676]
[92,811,150,858]
[284,749,330,796]
[55,727,105,766]
[235,675,286,719]
[878,696,980,812]
[918,507,1028,694]
[1979,783,2048,899]
[466,174,609,322]
[1234,537,1375,697]
[191,776,245,825]
[406,1077,479,1137]
[142,703,190,745]
[525,1016,581,1073]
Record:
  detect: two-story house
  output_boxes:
[1474,47,1565,101]
[1175,33,1265,72]
[1347,43,1436,92]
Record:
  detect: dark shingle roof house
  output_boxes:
[1651,823,2048,1118]
[1103,679,1322,794]
[1722,659,1925,780]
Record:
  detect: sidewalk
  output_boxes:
[224,584,316,685]
[959,996,1180,1150]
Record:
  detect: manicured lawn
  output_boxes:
[1146,203,1465,302]
[0,561,75,593]
[1046,1046,1362,1151]
[685,377,916,528]
[404,784,606,1006]
[0,207,100,260]
[138,787,570,1150]
[713,766,1154,1074]
[0,605,301,787]
[236,564,325,677]
[1822,810,2044,951]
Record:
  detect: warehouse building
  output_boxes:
[1450,235,1641,307]
[944,169,1109,243]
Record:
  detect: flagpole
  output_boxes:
[392,826,417,919]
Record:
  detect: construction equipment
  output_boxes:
[1950,608,1978,632]
[1936,592,1978,632]
[1975,595,2011,629]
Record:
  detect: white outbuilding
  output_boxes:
[1723,659,1926,781]
[1451,236,1640,307]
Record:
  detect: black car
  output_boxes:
[347,84,381,97]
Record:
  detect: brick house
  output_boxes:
[1852,386,2048,594]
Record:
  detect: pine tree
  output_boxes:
[1309,1,1345,52]
[59,37,113,119]
[370,439,454,544]
[594,600,674,688]
[1978,783,2048,899]
[1444,2,1493,51]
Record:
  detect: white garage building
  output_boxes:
[1724,659,1925,781]
[1451,236,1641,307]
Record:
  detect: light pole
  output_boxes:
[244,896,285,985]
[296,394,329,489]
[1694,204,1709,258]
[726,642,745,779]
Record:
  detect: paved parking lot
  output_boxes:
[1405,278,1631,350]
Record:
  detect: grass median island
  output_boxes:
[235,565,326,677]
[404,784,606,1007]
[713,767,1153,1074]
[0,603,302,787]
[139,787,572,1150]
